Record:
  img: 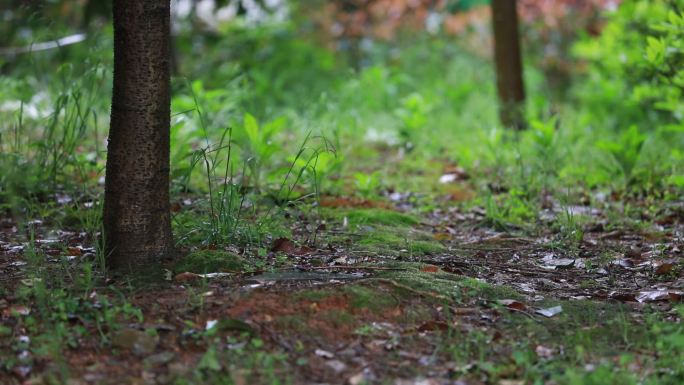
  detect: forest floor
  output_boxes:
[1,185,682,385]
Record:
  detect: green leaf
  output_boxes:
[198,345,222,371]
[244,113,260,146]
[646,37,665,65]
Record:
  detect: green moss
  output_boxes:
[319,309,356,326]
[332,208,420,227]
[373,262,520,302]
[344,285,398,311]
[407,240,447,255]
[354,228,445,256]
[175,249,245,273]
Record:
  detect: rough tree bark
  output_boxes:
[104,0,174,271]
[491,0,526,129]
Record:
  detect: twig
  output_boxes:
[505,306,541,322]
[295,265,407,271]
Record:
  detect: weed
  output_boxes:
[597,125,647,188]
[483,189,536,232]
[554,207,586,250]
[394,92,431,150]
[353,171,381,197]
[234,113,287,191]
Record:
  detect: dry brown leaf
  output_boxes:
[174,272,200,283]
[420,265,440,273]
[271,238,314,256]
[655,263,675,275]
[499,299,527,311]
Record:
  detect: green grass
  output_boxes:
[174,249,247,274]
[337,208,420,227]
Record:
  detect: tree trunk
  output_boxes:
[491,0,526,129]
[104,0,173,271]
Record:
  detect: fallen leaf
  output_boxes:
[272,238,314,255]
[499,299,527,311]
[655,263,674,275]
[535,345,554,359]
[6,305,30,317]
[20,278,42,287]
[609,292,636,302]
[174,272,200,283]
[417,320,449,332]
[198,272,232,279]
[171,202,182,212]
[421,265,439,273]
[315,348,335,359]
[612,259,634,268]
[535,306,562,318]
[325,360,347,374]
[67,247,82,256]
[432,232,453,241]
[440,165,469,182]
[439,173,459,184]
[636,290,682,303]
[541,254,575,269]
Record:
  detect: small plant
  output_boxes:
[188,126,251,246]
[234,113,287,191]
[597,125,647,187]
[284,136,341,200]
[554,207,586,250]
[353,171,381,197]
[394,92,431,150]
[483,189,536,231]
[528,115,564,185]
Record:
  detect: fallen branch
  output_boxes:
[0,33,87,56]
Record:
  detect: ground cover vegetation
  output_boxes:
[0,0,683,384]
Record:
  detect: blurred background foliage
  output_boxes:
[0,0,683,212]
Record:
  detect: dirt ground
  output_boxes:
[1,196,682,385]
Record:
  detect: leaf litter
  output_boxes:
[0,194,682,384]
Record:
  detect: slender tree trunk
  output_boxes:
[491,0,526,129]
[104,0,174,271]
